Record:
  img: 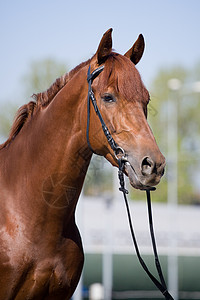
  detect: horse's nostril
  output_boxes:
[141,157,155,175]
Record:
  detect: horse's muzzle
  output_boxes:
[125,155,166,190]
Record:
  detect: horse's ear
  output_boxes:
[124,34,145,65]
[96,28,113,65]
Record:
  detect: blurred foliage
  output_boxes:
[0,102,18,142]
[148,64,200,204]
[0,58,67,142]
[23,58,67,97]
[84,155,113,197]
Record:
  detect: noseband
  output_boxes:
[86,65,174,300]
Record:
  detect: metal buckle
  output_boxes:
[114,146,127,161]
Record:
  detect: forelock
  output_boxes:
[98,53,149,104]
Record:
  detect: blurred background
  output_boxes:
[1,1,200,299]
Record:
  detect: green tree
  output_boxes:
[126,63,200,204]
[0,102,18,141]
[148,65,200,204]
[23,58,67,97]
[0,58,68,141]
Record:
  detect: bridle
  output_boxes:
[86,65,125,160]
[86,65,174,300]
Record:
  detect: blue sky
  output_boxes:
[1,0,200,104]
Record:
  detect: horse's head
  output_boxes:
[87,29,165,190]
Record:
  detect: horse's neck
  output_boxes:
[1,66,92,240]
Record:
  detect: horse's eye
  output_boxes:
[102,93,116,103]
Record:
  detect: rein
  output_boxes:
[87,65,174,300]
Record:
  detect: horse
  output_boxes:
[0,29,165,299]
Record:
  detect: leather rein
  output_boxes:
[86,65,174,300]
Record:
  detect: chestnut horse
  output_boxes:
[0,29,165,299]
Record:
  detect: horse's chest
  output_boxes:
[0,221,84,299]
[31,258,70,294]
[8,258,72,300]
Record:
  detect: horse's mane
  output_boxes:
[0,59,91,150]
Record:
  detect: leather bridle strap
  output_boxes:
[86,65,174,300]
[87,65,125,158]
